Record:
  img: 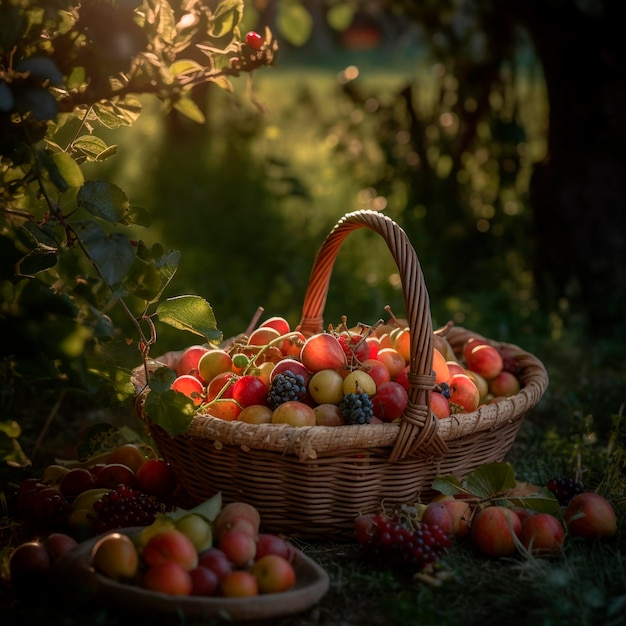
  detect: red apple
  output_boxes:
[520,513,566,555]
[251,554,296,593]
[143,561,193,595]
[466,344,503,380]
[448,373,480,412]
[470,505,522,556]
[136,458,178,497]
[300,333,347,372]
[176,345,210,378]
[232,375,268,407]
[371,381,408,422]
[260,316,291,336]
[271,400,316,427]
[189,565,219,596]
[430,391,451,419]
[563,492,617,539]
[142,529,198,570]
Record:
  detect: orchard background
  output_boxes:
[1,1,625,625]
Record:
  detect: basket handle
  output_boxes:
[298,210,448,461]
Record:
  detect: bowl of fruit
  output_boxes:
[136,210,549,540]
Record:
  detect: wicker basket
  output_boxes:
[139,210,548,540]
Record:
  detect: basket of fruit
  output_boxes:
[137,210,548,540]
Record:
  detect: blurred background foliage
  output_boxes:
[1,0,625,468]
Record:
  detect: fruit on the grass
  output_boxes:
[271,400,316,427]
[300,333,347,373]
[58,467,97,497]
[95,463,137,490]
[106,443,147,473]
[430,391,451,419]
[448,373,480,412]
[314,403,346,426]
[255,533,294,562]
[189,565,219,596]
[260,316,291,335]
[218,529,257,567]
[232,375,268,407]
[563,492,617,539]
[171,374,204,406]
[143,561,193,595]
[360,358,391,387]
[9,541,51,584]
[197,349,233,385]
[176,345,210,378]
[546,476,584,505]
[520,513,565,555]
[488,371,521,398]
[91,532,139,580]
[342,370,376,396]
[136,458,178,498]
[375,348,406,378]
[45,532,78,561]
[238,404,273,424]
[421,501,453,536]
[465,344,503,380]
[308,368,345,404]
[432,348,450,384]
[142,529,198,570]
[470,506,522,556]
[175,513,213,552]
[214,502,261,539]
[371,381,408,421]
[220,570,259,597]
[198,548,234,579]
[437,497,471,537]
[252,554,296,593]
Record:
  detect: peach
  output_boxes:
[446,361,465,377]
[252,554,296,593]
[143,561,193,595]
[247,326,281,347]
[465,344,503,380]
[220,570,259,597]
[520,513,565,555]
[218,529,257,567]
[255,534,294,562]
[238,404,273,424]
[375,347,406,379]
[91,532,139,580]
[205,398,242,421]
[391,328,411,363]
[439,498,472,537]
[300,333,347,372]
[271,400,316,427]
[563,492,617,539]
[448,373,480,412]
[280,331,306,358]
[142,529,198,571]
[488,371,521,398]
[171,374,205,406]
[471,506,522,556]
[214,502,261,539]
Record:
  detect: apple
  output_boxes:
[446,361,465,377]
[421,501,453,535]
[220,570,259,598]
[520,513,565,555]
[430,391,451,419]
[342,370,376,396]
[375,348,406,378]
[371,381,408,422]
[488,371,521,398]
[176,345,210,378]
[58,467,97,497]
[360,358,391,387]
[238,404,273,424]
[175,513,213,552]
[218,529,257,567]
[232,375,268,407]
[260,316,291,336]
[205,371,237,402]
[143,561,193,595]
[252,554,296,593]
[95,463,137,490]
[189,565,219,596]
[338,331,370,363]
[365,336,380,359]
[269,358,310,384]
[314,403,346,426]
[448,373,480,412]
[563,492,617,539]
[91,532,139,580]
[271,400,316,427]
[136,458,178,497]
[439,498,472,537]
[308,368,345,405]
[214,501,261,539]
[197,349,233,385]
[142,529,198,571]
[462,336,488,362]
[171,374,205,406]
[198,548,234,579]
[255,533,294,562]
[466,344,503,380]
[300,333,347,372]
[471,506,522,556]
[9,541,51,585]
[247,326,281,347]
[279,331,306,358]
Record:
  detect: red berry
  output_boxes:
[246,31,264,50]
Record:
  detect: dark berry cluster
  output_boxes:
[340,392,374,424]
[91,484,165,534]
[547,476,584,505]
[267,370,307,408]
[355,513,451,570]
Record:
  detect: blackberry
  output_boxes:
[547,476,584,505]
[267,370,307,408]
[340,392,374,424]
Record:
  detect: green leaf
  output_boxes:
[76,423,126,461]
[431,474,467,497]
[73,219,135,286]
[93,98,142,129]
[147,365,177,394]
[51,151,84,189]
[73,135,110,159]
[143,388,197,435]
[463,462,517,497]
[16,248,58,276]
[77,180,131,223]
[173,96,206,124]
[276,0,313,47]
[498,488,561,514]
[209,0,243,38]
[156,295,222,342]
[124,205,151,227]
[170,59,205,77]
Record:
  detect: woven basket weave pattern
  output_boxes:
[142,211,548,540]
